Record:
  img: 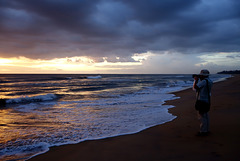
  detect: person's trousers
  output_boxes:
[198,112,209,132]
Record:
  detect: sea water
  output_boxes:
[0,74,230,161]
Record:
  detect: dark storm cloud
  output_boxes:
[0,0,240,61]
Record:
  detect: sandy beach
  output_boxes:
[30,75,240,161]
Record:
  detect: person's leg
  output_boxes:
[198,112,209,134]
[205,113,209,132]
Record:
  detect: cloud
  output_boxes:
[197,52,240,73]
[0,0,240,62]
[226,55,235,59]
[136,51,202,74]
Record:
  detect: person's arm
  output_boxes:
[193,77,200,91]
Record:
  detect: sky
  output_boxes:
[0,0,240,74]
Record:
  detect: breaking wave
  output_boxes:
[5,94,58,104]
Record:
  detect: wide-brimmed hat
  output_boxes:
[199,69,210,76]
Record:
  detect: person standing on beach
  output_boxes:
[193,69,213,136]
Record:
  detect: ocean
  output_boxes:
[0,74,230,161]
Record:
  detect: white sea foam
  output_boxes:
[87,75,102,79]
[0,142,50,161]
[6,94,57,104]
[65,77,72,80]
[1,86,179,160]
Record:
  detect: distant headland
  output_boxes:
[217,70,240,74]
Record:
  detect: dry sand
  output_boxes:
[30,75,240,161]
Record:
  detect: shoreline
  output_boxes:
[30,75,240,161]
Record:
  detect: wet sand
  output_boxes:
[30,75,240,161]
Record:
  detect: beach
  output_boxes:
[29,75,240,161]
